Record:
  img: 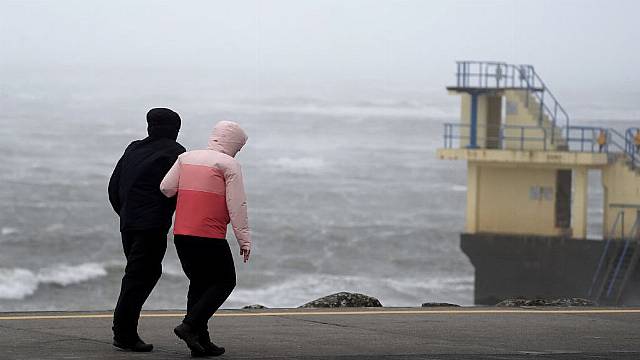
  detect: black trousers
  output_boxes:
[113,229,167,341]
[174,235,236,332]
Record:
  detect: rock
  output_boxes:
[548,298,596,307]
[495,297,596,307]
[299,292,383,308]
[242,304,268,309]
[421,302,460,307]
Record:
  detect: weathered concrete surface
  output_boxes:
[1,307,640,359]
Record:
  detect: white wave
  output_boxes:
[162,262,185,277]
[0,269,38,300]
[0,263,108,300]
[226,273,473,308]
[37,263,108,286]
[269,157,326,173]
[44,223,64,232]
[196,99,457,119]
[1,227,18,236]
[450,185,467,192]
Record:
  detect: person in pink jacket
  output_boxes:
[160,120,251,357]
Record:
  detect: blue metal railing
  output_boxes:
[454,61,571,139]
[606,215,640,298]
[626,128,640,168]
[443,123,547,150]
[449,62,640,169]
[564,126,605,153]
[588,211,624,297]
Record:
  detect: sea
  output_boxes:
[0,83,637,311]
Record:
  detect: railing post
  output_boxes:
[521,127,525,150]
[539,90,545,125]
[468,93,479,149]
[444,124,447,148]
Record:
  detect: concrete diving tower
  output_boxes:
[437,61,640,305]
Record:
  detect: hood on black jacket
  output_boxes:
[147,108,181,140]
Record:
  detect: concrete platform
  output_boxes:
[1,307,640,359]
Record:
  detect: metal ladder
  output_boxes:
[589,209,640,305]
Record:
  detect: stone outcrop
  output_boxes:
[299,292,383,308]
[496,297,596,307]
[242,304,268,309]
[421,302,460,307]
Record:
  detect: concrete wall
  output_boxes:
[602,158,640,238]
[467,163,562,236]
[461,233,606,305]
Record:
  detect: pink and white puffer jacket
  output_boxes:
[160,121,251,251]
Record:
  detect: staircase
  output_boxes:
[589,213,640,305]
[506,90,568,150]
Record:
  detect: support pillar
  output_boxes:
[466,163,480,233]
[572,167,588,239]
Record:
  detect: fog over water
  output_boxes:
[0,1,638,310]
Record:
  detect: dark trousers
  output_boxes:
[174,235,236,332]
[113,229,167,341]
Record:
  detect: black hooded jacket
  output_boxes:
[108,108,186,232]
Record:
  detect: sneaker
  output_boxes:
[113,337,153,352]
[174,323,206,354]
[198,330,225,357]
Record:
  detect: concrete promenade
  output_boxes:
[1,307,640,359]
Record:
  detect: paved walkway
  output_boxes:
[1,307,640,359]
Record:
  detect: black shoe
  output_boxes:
[174,323,206,354]
[113,337,154,352]
[197,331,225,357]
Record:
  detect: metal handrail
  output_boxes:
[626,128,640,168]
[454,61,570,141]
[443,123,548,150]
[588,211,624,297]
[564,126,604,153]
[606,216,640,297]
[608,129,627,153]
[501,125,548,151]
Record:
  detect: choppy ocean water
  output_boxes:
[0,92,635,311]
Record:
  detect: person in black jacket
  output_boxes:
[108,108,186,352]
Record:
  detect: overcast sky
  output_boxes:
[1,0,639,103]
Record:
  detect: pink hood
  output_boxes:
[207,121,248,157]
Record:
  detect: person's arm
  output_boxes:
[160,157,181,198]
[108,157,123,215]
[225,161,251,262]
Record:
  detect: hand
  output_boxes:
[240,248,251,263]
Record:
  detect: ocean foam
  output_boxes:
[450,185,467,192]
[226,273,474,308]
[0,268,39,300]
[1,227,18,236]
[269,157,326,173]
[0,262,108,300]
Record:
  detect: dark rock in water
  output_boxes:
[422,302,460,307]
[242,304,268,309]
[299,292,383,308]
[496,297,596,307]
